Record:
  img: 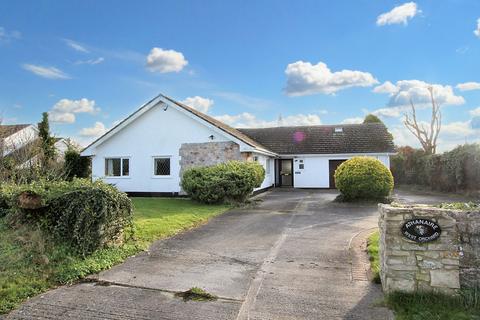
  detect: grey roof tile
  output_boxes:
[237,124,395,155]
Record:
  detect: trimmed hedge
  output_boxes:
[334,156,394,200]
[391,144,480,192]
[1,179,133,255]
[181,161,265,204]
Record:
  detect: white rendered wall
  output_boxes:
[89,105,275,193]
[293,154,391,188]
[253,153,275,191]
[90,104,230,193]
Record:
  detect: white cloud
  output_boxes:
[0,27,21,43]
[390,125,416,147]
[284,61,378,96]
[469,107,480,117]
[79,122,107,137]
[74,57,105,65]
[474,18,480,37]
[371,80,464,119]
[64,39,89,53]
[22,64,70,79]
[376,2,420,26]
[341,117,364,124]
[390,119,480,152]
[372,106,407,118]
[49,98,99,124]
[373,81,398,95]
[50,112,76,124]
[441,121,476,137]
[456,82,480,91]
[146,47,188,73]
[389,118,480,152]
[214,112,322,128]
[181,96,214,114]
[374,80,464,107]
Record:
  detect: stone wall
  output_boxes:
[179,141,242,176]
[378,204,480,295]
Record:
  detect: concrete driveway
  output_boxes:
[9,188,442,320]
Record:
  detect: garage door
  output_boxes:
[329,160,346,189]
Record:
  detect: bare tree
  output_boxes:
[404,87,442,154]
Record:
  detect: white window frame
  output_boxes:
[152,156,173,179]
[104,156,131,178]
[265,158,271,175]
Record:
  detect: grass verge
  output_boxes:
[367,231,381,283]
[367,230,480,319]
[386,290,480,320]
[0,198,229,314]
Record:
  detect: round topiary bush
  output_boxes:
[334,156,394,201]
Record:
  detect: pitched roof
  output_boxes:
[82,94,394,157]
[0,124,30,139]
[161,95,272,153]
[237,123,395,155]
[4,138,41,162]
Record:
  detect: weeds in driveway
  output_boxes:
[0,198,229,314]
[175,287,218,302]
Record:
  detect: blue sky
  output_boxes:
[1,0,479,150]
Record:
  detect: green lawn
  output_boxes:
[367,231,480,319]
[0,198,229,314]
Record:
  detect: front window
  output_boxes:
[265,159,271,173]
[105,158,129,177]
[154,157,171,176]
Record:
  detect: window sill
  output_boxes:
[103,176,131,179]
[151,175,173,179]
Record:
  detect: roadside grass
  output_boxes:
[366,231,381,284]
[367,230,480,319]
[0,198,229,314]
[386,290,480,320]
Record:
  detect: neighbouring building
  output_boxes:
[0,124,70,167]
[81,94,395,195]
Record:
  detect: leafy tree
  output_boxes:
[64,148,91,180]
[363,114,382,124]
[363,114,394,142]
[38,112,56,164]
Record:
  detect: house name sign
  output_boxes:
[401,218,441,243]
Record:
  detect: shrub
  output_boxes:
[391,144,480,192]
[437,202,480,210]
[334,156,394,201]
[1,179,133,255]
[64,149,91,180]
[181,160,265,204]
